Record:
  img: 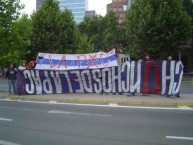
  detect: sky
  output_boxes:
[20,0,112,16]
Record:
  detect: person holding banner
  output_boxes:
[167,55,172,61]
[5,64,17,95]
[143,54,152,96]
[166,55,180,98]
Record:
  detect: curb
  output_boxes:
[1,96,193,107]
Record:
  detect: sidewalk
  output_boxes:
[0,91,193,107]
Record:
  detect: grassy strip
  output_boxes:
[2,96,193,107]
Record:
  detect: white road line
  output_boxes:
[0,140,21,145]
[108,103,118,107]
[178,106,193,110]
[48,110,112,117]
[0,99,15,102]
[0,106,34,111]
[1,99,193,111]
[166,136,193,141]
[0,117,13,122]
[49,101,57,103]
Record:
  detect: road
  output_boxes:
[0,100,193,145]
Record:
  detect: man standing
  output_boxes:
[6,64,17,95]
[167,55,172,61]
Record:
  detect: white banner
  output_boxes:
[35,49,118,70]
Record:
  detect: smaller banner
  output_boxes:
[35,49,118,70]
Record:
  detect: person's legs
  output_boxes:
[8,80,12,95]
[176,92,180,97]
[13,80,16,94]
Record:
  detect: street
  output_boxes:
[0,100,193,145]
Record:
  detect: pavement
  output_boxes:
[0,91,193,107]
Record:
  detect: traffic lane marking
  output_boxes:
[166,136,193,141]
[178,106,193,110]
[0,117,13,122]
[48,110,112,117]
[0,139,21,145]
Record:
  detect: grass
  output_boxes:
[1,95,193,107]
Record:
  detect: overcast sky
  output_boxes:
[20,0,112,16]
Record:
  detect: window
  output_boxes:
[108,8,112,11]
[113,8,117,12]
[113,0,117,2]
[118,7,122,11]
[118,14,122,17]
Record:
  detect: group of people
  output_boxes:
[18,60,36,70]
[4,55,178,96]
[127,54,180,97]
[3,60,36,95]
[139,54,173,62]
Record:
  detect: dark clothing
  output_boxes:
[6,68,17,80]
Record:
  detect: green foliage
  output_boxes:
[126,0,192,59]
[0,0,23,66]
[78,15,104,51]
[31,0,78,54]
[181,0,193,22]
[78,11,127,52]
[102,11,120,51]
[76,34,94,54]
[1,15,32,66]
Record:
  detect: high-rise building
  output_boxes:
[35,0,88,23]
[128,0,132,9]
[36,0,43,10]
[85,10,96,18]
[107,0,129,23]
[59,0,88,23]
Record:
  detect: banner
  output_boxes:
[35,49,118,70]
[17,61,183,96]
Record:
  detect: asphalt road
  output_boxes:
[0,100,193,145]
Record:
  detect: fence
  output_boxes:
[0,77,8,92]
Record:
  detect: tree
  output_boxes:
[78,11,127,52]
[101,11,120,51]
[31,0,78,54]
[0,0,23,66]
[181,0,193,22]
[126,0,192,59]
[76,34,94,54]
[58,9,78,54]
[0,15,32,66]
[78,15,104,51]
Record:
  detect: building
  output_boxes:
[35,0,88,23]
[36,0,43,10]
[127,0,132,9]
[85,10,96,18]
[59,0,88,23]
[107,0,129,23]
